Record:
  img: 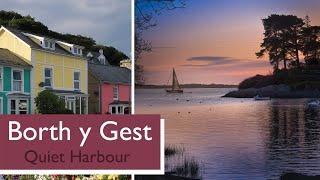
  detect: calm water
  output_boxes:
[136,88,320,180]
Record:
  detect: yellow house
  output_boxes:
[0,26,88,114]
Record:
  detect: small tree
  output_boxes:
[35,90,73,114]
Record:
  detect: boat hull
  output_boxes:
[166,89,183,93]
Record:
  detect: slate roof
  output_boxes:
[88,63,131,85]
[0,48,32,68]
[110,100,130,105]
[87,52,110,65]
[4,27,85,58]
[47,89,86,95]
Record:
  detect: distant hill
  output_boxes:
[136,83,238,89]
[0,10,128,66]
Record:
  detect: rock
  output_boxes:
[281,172,320,180]
[223,84,320,98]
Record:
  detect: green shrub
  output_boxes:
[35,90,73,114]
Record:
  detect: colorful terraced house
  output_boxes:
[87,50,131,114]
[0,26,88,114]
[0,48,32,114]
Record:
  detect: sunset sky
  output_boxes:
[140,0,320,85]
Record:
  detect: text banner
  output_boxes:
[0,115,162,173]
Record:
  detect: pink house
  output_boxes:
[88,55,131,114]
[100,83,131,114]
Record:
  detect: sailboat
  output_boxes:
[166,68,183,93]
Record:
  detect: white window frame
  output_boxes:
[44,67,53,88]
[0,97,3,114]
[113,85,119,100]
[44,40,49,48]
[73,47,78,54]
[11,68,24,92]
[0,67,3,91]
[43,40,55,50]
[73,71,81,90]
[109,105,128,114]
[8,98,29,114]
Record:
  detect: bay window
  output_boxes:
[10,99,28,114]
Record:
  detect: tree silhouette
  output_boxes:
[135,0,186,84]
[301,25,320,65]
[256,14,305,71]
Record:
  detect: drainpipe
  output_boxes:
[99,80,102,114]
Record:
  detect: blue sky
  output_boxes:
[1,0,131,55]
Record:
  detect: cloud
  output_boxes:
[183,55,270,70]
[187,56,229,61]
[186,56,244,66]
[1,0,131,55]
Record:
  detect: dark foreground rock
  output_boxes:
[281,173,320,180]
[223,84,320,98]
[135,175,199,180]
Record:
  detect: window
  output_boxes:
[12,70,23,92]
[81,97,87,114]
[111,106,116,114]
[113,85,119,100]
[73,47,82,55]
[74,71,80,90]
[0,98,2,114]
[43,40,55,50]
[0,68,2,91]
[10,100,16,114]
[44,40,49,48]
[10,99,28,114]
[44,68,52,87]
[19,100,28,114]
[124,107,130,114]
[118,106,123,114]
[76,97,81,114]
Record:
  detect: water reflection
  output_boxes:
[265,101,320,179]
[136,89,320,179]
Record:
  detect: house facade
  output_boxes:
[0,48,32,114]
[120,59,131,69]
[88,59,131,114]
[0,26,88,114]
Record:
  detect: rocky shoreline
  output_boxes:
[223,84,320,98]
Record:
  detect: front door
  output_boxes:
[66,97,76,113]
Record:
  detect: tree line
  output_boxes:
[0,10,128,66]
[257,14,320,71]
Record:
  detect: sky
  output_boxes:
[1,0,131,55]
[139,0,320,85]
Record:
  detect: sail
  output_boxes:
[172,68,181,90]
